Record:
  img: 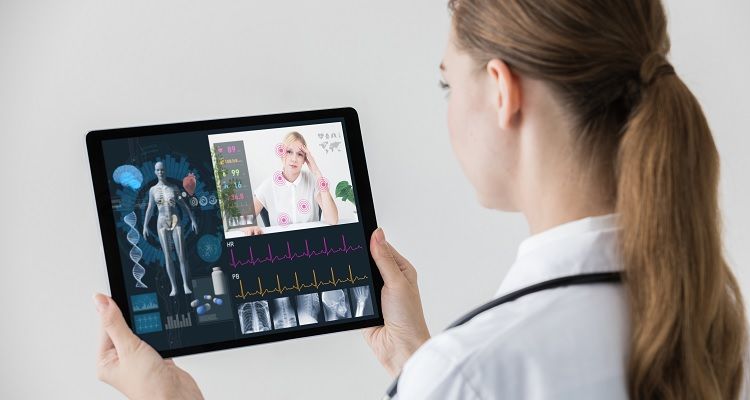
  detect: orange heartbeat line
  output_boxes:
[235,265,368,299]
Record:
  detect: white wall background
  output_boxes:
[1,1,748,398]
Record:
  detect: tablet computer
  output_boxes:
[87,107,383,358]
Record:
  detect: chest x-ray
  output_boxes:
[238,300,271,334]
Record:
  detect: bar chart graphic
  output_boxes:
[164,313,193,330]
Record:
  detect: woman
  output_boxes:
[93,0,748,398]
[241,131,339,236]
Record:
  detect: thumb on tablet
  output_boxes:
[94,293,139,355]
[370,228,404,286]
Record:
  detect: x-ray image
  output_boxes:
[238,301,271,334]
[321,289,352,321]
[349,286,374,317]
[271,297,298,329]
[296,293,322,325]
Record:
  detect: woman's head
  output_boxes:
[445,0,747,398]
[281,131,307,176]
[442,1,671,211]
[440,29,523,210]
[154,161,166,181]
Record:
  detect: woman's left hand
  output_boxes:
[301,144,321,176]
[94,293,204,400]
[362,228,431,377]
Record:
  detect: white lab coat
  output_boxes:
[397,214,629,399]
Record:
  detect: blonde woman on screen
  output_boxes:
[93,0,748,399]
[242,131,339,235]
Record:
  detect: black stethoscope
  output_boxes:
[382,271,623,400]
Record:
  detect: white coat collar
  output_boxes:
[494,213,622,299]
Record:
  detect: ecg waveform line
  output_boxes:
[229,234,364,268]
[234,265,368,299]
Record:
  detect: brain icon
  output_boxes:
[113,165,144,191]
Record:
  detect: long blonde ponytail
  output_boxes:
[449,0,747,398]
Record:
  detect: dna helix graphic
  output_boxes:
[124,212,147,288]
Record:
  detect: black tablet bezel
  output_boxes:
[86,107,384,358]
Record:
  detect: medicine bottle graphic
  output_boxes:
[212,267,227,295]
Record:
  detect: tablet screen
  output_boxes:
[93,112,381,356]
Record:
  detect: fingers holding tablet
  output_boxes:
[241,226,264,236]
[364,228,431,376]
[93,293,205,400]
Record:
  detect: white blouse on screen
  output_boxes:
[254,169,321,226]
[395,213,630,399]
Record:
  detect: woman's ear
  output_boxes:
[486,59,521,130]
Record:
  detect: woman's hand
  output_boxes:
[93,293,204,400]
[363,228,431,377]
[241,226,264,236]
[301,144,321,177]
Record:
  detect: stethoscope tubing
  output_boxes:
[382,271,623,399]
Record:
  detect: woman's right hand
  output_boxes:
[363,228,431,377]
[242,226,264,236]
[94,293,204,400]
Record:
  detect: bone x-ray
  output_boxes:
[322,289,353,321]
[296,293,322,325]
[271,297,298,329]
[350,286,374,317]
[239,301,272,334]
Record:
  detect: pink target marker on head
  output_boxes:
[273,171,285,186]
[274,143,285,158]
[277,212,291,226]
[297,199,311,214]
[317,177,329,192]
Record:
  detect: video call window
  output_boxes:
[207,122,359,239]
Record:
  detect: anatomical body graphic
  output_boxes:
[143,161,199,296]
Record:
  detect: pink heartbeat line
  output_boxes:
[229,234,364,268]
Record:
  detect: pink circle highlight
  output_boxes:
[277,212,290,226]
[275,143,285,158]
[317,177,329,192]
[297,199,311,214]
[273,171,285,186]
